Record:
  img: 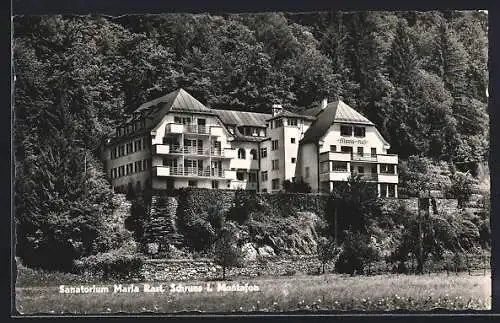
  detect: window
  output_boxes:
[119,145,125,157]
[211,180,219,189]
[272,179,280,190]
[260,147,267,158]
[388,184,396,197]
[332,161,348,172]
[357,147,364,155]
[272,159,279,170]
[275,119,283,128]
[320,161,329,173]
[175,116,191,125]
[291,157,296,164]
[188,180,197,187]
[249,172,258,183]
[261,171,268,182]
[290,137,296,144]
[134,161,139,173]
[238,148,246,159]
[287,118,298,126]
[272,140,279,151]
[143,159,148,170]
[371,165,377,174]
[357,166,365,174]
[262,188,268,193]
[354,127,366,137]
[371,147,377,156]
[341,146,353,154]
[112,168,117,179]
[142,138,147,150]
[340,125,352,136]
[380,183,388,197]
[305,166,310,179]
[119,166,125,177]
[127,163,133,175]
[250,149,258,160]
[236,172,245,181]
[380,164,396,174]
[126,143,133,154]
[330,145,336,152]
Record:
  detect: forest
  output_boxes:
[13,11,489,270]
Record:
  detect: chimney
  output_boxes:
[272,104,283,116]
[321,98,328,110]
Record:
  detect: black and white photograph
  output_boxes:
[13,9,491,314]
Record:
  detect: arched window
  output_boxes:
[238,148,246,159]
[250,149,258,160]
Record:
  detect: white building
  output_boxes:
[101,89,398,197]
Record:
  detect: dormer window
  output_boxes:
[354,127,366,137]
[340,125,352,136]
[287,118,297,126]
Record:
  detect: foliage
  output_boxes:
[335,231,379,275]
[214,222,243,280]
[73,247,144,280]
[13,12,489,271]
[398,155,452,197]
[326,175,380,239]
[317,237,340,273]
[282,178,312,193]
[448,171,477,207]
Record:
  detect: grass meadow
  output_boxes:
[15,269,491,314]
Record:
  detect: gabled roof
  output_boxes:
[214,109,271,127]
[300,100,374,144]
[134,88,215,115]
[266,109,316,121]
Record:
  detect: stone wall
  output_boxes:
[141,256,329,281]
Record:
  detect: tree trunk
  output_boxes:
[417,199,424,275]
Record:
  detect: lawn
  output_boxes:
[15,271,491,314]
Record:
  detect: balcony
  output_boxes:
[156,145,234,158]
[319,170,351,182]
[154,166,171,177]
[165,123,184,134]
[320,151,398,165]
[230,158,259,170]
[378,172,399,183]
[154,166,229,178]
[319,151,351,162]
[184,124,210,135]
[153,144,170,155]
[351,153,378,162]
[377,154,398,164]
[353,173,378,181]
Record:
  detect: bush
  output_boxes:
[73,243,144,280]
[335,231,378,275]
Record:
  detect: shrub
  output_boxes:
[335,231,378,275]
[73,241,144,280]
[214,222,243,280]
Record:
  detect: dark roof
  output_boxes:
[214,109,271,127]
[300,100,374,144]
[266,109,316,121]
[134,88,215,115]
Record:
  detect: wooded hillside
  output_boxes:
[13,11,489,269]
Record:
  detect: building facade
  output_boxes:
[101,89,398,197]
